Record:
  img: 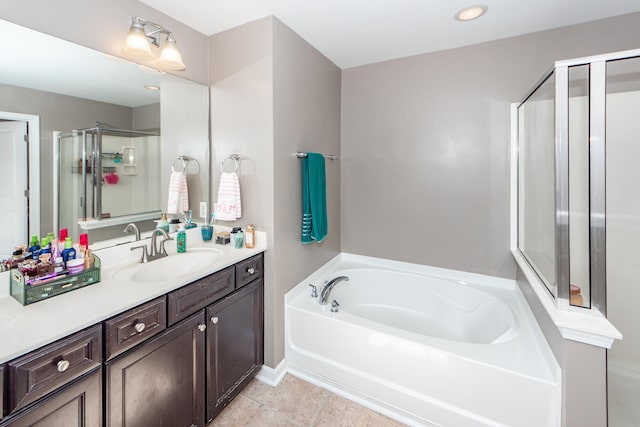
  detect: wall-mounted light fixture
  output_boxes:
[122,16,186,71]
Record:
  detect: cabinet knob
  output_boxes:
[211,316,219,324]
[134,322,146,333]
[247,267,255,274]
[197,324,206,332]
[57,360,70,373]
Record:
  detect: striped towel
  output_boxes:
[167,171,189,214]
[215,172,242,220]
[301,153,327,244]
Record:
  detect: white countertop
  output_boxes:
[0,227,266,364]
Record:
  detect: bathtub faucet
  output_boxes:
[320,276,349,305]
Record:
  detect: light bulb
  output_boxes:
[122,23,154,61]
[158,36,186,71]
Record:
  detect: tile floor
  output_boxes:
[208,374,405,426]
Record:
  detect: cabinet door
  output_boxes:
[106,312,206,427]
[1,368,102,427]
[206,278,263,421]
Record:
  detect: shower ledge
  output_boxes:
[78,210,162,230]
[512,249,621,349]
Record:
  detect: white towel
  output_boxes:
[167,171,189,214]
[215,172,241,220]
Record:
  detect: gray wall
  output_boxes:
[272,17,341,365]
[0,0,208,84]
[341,12,640,280]
[209,17,341,367]
[209,17,277,366]
[0,84,133,233]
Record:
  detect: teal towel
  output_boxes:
[301,153,327,244]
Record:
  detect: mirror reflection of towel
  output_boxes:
[167,171,189,214]
[215,172,242,220]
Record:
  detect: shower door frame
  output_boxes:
[510,48,640,346]
[55,123,160,228]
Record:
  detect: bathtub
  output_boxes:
[285,254,560,427]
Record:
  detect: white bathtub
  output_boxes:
[285,254,561,427]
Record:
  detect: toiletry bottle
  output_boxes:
[177,225,187,253]
[58,228,68,252]
[39,237,51,255]
[61,237,76,267]
[245,224,255,249]
[28,235,41,260]
[84,249,95,269]
[158,213,170,233]
[79,234,89,252]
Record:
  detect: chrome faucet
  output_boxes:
[320,276,349,305]
[131,228,173,263]
[123,223,141,241]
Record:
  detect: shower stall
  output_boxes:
[515,48,640,425]
[55,122,161,239]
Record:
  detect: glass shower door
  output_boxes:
[606,55,640,427]
[517,73,557,296]
[57,131,94,238]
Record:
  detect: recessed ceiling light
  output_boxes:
[144,85,160,91]
[455,5,488,21]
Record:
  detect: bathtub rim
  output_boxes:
[286,252,560,380]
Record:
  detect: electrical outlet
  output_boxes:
[199,202,208,219]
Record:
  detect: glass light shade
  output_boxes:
[122,25,154,61]
[158,39,186,71]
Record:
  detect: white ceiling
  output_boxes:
[141,0,640,69]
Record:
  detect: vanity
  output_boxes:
[0,227,265,427]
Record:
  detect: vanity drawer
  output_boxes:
[104,297,167,360]
[8,325,101,413]
[167,266,235,326]
[235,253,263,289]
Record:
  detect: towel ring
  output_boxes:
[221,154,240,173]
[172,156,200,174]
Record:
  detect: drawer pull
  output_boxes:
[211,316,219,324]
[247,267,255,274]
[197,324,206,332]
[56,360,70,373]
[134,322,146,333]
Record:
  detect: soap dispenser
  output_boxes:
[177,225,187,253]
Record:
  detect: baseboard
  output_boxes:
[255,359,287,386]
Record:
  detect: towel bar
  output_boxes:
[295,152,338,160]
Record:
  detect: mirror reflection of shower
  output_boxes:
[55,122,161,239]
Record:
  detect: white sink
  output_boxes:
[112,247,224,283]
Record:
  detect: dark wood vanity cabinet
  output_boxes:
[206,278,264,421]
[1,252,264,427]
[0,368,102,427]
[106,311,206,427]
[0,364,5,420]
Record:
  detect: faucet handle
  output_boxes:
[331,300,340,313]
[130,245,149,263]
[308,284,318,298]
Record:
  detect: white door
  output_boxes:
[0,121,28,259]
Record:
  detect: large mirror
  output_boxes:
[0,19,209,257]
